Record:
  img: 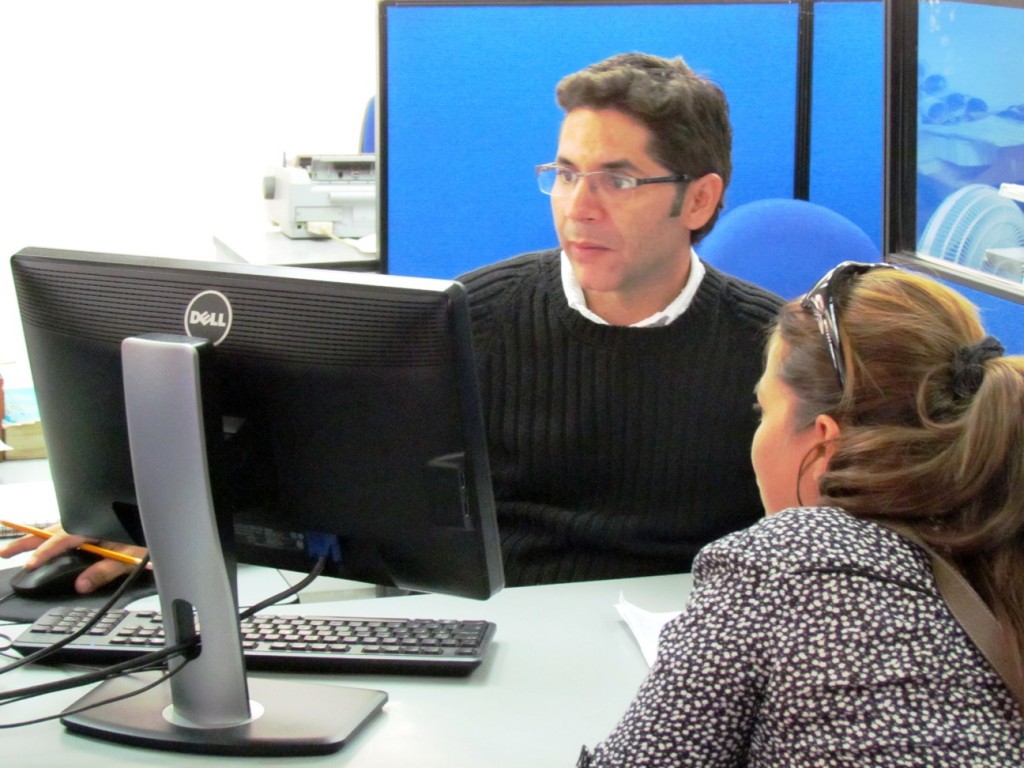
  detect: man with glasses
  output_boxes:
[458,53,782,586]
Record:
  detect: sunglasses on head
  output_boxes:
[799,261,898,388]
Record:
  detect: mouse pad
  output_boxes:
[0,566,157,623]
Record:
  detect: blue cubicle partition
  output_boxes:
[810,0,885,247]
[378,0,886,281]
[380,1,799,279]
[378,0,1022,351]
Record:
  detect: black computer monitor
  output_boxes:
[10,246,504,755]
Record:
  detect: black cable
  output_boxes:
[0,653,190,729]
[3,553,323,687]
[238,555,326,620]
[0,552,153,677]
[0,637,195,704]
[0,554,327,727]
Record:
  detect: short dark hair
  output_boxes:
[556,52,732,241]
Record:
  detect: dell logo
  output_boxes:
[184,290,233,345]
[189,310,227,328]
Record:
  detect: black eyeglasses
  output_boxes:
[535,163,690,199]
[800,261,897,388]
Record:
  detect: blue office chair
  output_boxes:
[360,97,376,153]
[698,198,881,299]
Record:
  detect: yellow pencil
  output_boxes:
[0,519,143,567]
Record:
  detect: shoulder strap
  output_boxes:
[885,522,1024,717]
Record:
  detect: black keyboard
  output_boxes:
[13,606,496,677]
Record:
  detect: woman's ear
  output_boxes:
[808,413,841,482]
[679,173,724,231]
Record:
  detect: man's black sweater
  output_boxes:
[459,249,783,586]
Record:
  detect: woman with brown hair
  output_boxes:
[580,262,1024,766]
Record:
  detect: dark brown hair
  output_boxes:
[556,53,731,242]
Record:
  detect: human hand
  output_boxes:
[0,524,146,594]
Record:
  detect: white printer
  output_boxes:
[263,154,376,239]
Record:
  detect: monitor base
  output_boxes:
[61,673,387,757]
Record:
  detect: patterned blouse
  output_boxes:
[578,507,1024,766]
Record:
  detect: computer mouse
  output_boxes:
[9,550,102,598]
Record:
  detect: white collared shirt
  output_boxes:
[560,248,706,327]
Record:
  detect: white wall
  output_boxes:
[0,0,379,384]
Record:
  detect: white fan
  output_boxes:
[919,184,1024,277]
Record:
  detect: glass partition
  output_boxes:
[886,0,1024,305]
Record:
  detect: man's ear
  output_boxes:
[679,173,724,231]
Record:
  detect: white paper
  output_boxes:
[616,592,682,667]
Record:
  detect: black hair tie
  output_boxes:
[951,335,1004,402]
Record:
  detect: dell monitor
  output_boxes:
[10,246,504,755]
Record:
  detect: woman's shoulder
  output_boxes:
[697,507,931,587]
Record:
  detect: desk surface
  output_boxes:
[0,476,693,767]
[213,229,379,271]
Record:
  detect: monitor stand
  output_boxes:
[60,334,387,756]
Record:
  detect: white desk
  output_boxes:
[0,477,693,767]
[213,229,379,271]
[0,458,52,485]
